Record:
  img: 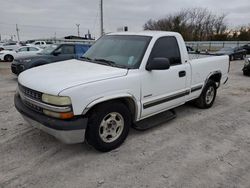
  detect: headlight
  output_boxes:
[41,94,73,119]
[42,94,71,106]
[19,59,32,63]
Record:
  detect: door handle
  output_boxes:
[179,71,186,77]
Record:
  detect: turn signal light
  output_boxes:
[43,109,74,119]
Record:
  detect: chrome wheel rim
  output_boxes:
[205,86,215,104]
[99,112,124,143]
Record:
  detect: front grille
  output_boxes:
[19,84,42,101]
[18,84,43,113]
[24,100,43,112]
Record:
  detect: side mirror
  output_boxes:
[146,57,170,71]
[53,51,61,56]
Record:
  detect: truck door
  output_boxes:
[140,36,189,118]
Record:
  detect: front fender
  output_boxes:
[82,93,141,121]
[29,59,49,68]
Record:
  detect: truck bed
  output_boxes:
[188,52,219,60]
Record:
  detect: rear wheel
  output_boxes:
[86,101,131,152]
[194,80,217,109]
[243,70,250,76]
[4,55,14,62]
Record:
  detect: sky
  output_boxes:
[0,0,249,41]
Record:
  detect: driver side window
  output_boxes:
[150,36,181,66]
[61,45,75,54]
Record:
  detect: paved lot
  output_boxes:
[0,60,250,188]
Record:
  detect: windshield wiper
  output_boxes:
[94,58,127,69]
[80,56,93,61]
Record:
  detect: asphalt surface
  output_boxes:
[0,60,250,188]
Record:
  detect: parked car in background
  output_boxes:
[0,42,22,51]
[11,43,91,75]
[186,46,194,52]
[27,41,52,48]
[0,42,5,51]
[186,46,200,53]
[243,58,250,76]
[242,44,250,54]
[212,47,247,61]
[0,46,42,62]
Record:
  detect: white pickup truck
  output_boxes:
[15,31,229,152]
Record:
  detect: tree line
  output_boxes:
[143,8,250,41]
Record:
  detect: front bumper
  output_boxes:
[14,94,88,144]
[11,62,25,75]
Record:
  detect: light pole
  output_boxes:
[76,24,80,37]
[100,0,104,37]
[16,24,20,42]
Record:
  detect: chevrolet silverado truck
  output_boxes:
[15,31,229,152]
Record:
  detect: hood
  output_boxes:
[18,59,128,95]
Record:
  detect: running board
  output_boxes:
[133,109,176,131]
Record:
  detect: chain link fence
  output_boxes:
[186,41,250,51]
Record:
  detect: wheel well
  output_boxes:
[85,97,137,122]
[4,54,13,58]
[208,73,221,86]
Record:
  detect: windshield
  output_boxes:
[39,44,59,54]
[82,35,152,69]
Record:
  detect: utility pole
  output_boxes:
[16,24,20,42]
[76,24,80,37]
[100,0,104,37]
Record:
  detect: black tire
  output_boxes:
[4,54,14,62]
[243,70,250,76]
[194,80,217,109]
[229,55,234,61]
[86,101,131,152]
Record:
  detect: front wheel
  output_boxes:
[86,101,131,152]
[4,54,14,62]
[194,80,217,109]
